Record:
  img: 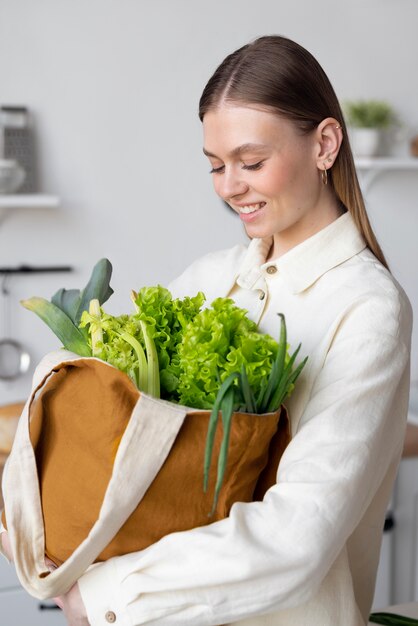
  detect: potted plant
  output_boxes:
[343,99,395,158]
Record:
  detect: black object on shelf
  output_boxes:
[384,511,396,533]
[0,265,73,274]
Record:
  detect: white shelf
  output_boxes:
[0,194,59,210]
[354,157,418,191]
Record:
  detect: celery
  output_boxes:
[119,331,148,392]
[139,320,160,398]
[88,299,104,357]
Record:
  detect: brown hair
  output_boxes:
[198,35,390,271]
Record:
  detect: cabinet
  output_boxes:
[392,456,418,604]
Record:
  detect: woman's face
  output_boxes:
[202,104,341,257]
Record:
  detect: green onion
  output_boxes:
[203,372,240,493]
[209,385,235,517]
[258,312,287,413]
[369,612,418,625]
[240,364,256,413]
[267,350,308,412]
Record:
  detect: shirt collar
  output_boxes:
[236,211,367,294]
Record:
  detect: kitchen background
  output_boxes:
[0,0,418,620]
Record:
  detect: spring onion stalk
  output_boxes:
[209,385,235,516]
[258,313,287,413]
[204,312,308,514]
[203,371,240,493]
[369,613,418,625]
[240,364,256,413]
[256,378,268,412]
[267,348,308,413]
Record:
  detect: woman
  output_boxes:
[2,35,413,626]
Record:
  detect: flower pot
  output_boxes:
[349,127,381,158]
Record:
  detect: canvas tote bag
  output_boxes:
[1,350,290,599]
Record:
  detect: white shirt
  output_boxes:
[2,211,413,626]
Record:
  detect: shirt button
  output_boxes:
[105,611,117,623]
[259,292,266,300]
[266,266,277,275]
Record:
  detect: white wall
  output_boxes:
[0,0,417,403]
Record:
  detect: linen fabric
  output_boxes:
[74,211,412,626]
[1,352,288,595]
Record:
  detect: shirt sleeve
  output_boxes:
[78,327,410,626]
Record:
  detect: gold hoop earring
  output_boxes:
[321,164,328,185]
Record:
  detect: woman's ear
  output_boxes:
[315,117,343,171]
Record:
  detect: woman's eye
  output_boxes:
[243,161,264,171]
[209,161,264,174]
[209,165,225,174]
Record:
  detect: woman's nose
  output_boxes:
[216,167,249,201]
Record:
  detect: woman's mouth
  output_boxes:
[237,202,266,221]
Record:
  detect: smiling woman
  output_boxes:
[202,106,346,257]
[2,34,412,626]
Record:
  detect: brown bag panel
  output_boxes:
[252,405,291,500]
[96,408,282,562]
[3,359,291,567]
[29,361,139,565]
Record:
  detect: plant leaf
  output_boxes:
[21,297,91,357]
[51,288,81,323]
[75,258,114,324]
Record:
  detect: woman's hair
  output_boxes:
[199,35,390,271]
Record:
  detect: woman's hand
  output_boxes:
[44,557,90,625]
[53,582,90,626]
[2,532,89,625]
[1,530,13,562]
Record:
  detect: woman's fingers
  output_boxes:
[44,556,58,571]
[0,531,13,562]
[53,595,64,610]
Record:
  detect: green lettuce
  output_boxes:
[176,297,288,410]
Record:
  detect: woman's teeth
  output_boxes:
[239,202,266,214]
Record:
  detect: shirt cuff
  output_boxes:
[78,559,132,626]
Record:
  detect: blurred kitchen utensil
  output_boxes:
[0,339,30,381]
[0,105,38,193]
[0,273,30,381]
[0,158,26,194]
